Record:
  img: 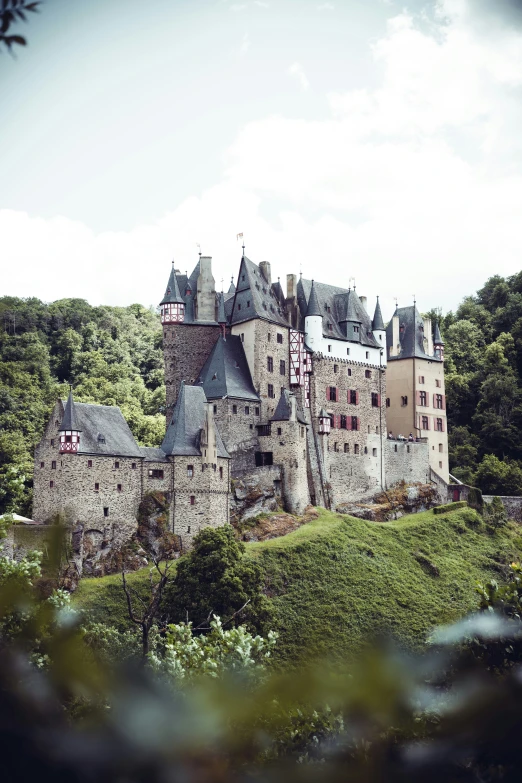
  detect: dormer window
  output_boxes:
[98,434,106,444]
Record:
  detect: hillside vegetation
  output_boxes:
[74,506,522,665]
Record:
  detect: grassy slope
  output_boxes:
[73,507,522,664]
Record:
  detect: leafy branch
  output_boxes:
[0,0,41,55]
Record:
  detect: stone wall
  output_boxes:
[270,419,310,514]
[3,524,55,562]
[163,322,221,422]
[230,464,282,522]
[385,439,430,488]
[483,495,522,522]
[170,455,230,550]
[212,398,260,472]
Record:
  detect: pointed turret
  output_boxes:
[433,321,444,360]
[304,280,323,350]
[372,297,385,332]
[59,390,82,454]
[160,263,185,324]
[228,277,236,294]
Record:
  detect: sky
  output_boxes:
[2,0,522,317]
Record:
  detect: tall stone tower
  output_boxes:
[161,257,222,423]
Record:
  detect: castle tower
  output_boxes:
[58,390,81,454]
[304,280,323,350]
[160,262,185,324]
[372,296,386,353]
[339,289,362,342]
[162,258,222,423]
[433,321,445,361]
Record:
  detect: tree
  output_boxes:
[163,526,274,635]
[0,0,41,54]
[122,559,172,661]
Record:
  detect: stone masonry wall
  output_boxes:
[270,419,310,514]
[385,440,430,488]
[212,398,260,472]
[163,322,221,422]
[170,455,230,550]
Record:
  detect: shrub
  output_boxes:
[434,501,468,515]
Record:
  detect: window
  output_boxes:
[49,480,54,488]
[435,394,443,409]
[268,384,275,398]
[277,427,282,436]
[187,465,194,477]
[407,445,410,453]
[439,461,443,468]
[187,526,191,533]
[95,483,99,490]
[366,351,369,359]
[219,467,223,479]
[436,418,444,432]
[88,460,92,468]
[401,396,408,406]
[98,434,105,444]
[245,405,250,414]
[50,439,54,446]
[365,370,371,379]
[267,333,271,342]
[419,391,427,406]
[148,469,164,479]
[277,333,283,344]
[51,460,56,470]
[242,274,245,281]
[351,416,359,430]
[40,461,44,468]
[65,434,72,443]
[104,507,109,517]
[232,404,238,414]
[334,364,338,374]
[419,375,425,384]
[347,368,352,376]
[354,444,360,455]
[267,356,273,372]
[190,495,195,506]
[238,304,241,311]
[394,444,397,452]
[386,398,390,408]
[373,448,377,457]
[422,416,429,430]
[117,484,122,492]
[435,379,441,388]
[114,461,120,469]
[349,389,357,404]
[334,442,338,452]
[439,443,443,452]
[328,386,337,401]
[344,443,349,453]
[213,404,218,414]
[255,451,273,466]
[301,427,305,437]
[280,360,286,375]
[371,392,379,407]
[327,322,332,331]
[340,414,347,429]
[354,326,359,334]
[328,345,332,352]
[241,333,244,342]
[255,407,260,415]
[131,462,136,469]
[364,447,368,454]
[247,300,250,307]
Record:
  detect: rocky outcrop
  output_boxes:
[230,466,283,524]
[336,482,439,521]
[234,507,319,542]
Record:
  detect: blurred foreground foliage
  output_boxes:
[3,523,522,781]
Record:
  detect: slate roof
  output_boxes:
[433,321,444,345]
[168,259,218,325]
[228,277,236,294]
[271,389,307,424]
[372,297,385,331]
[59,391,81,431]
[385,305,440,361]
[140,447,168,463]
[229,256,291,327]
[161,382,229,458]
[297,278,379,347]
[196,336,259,401]
[306,281,322,317]
[160,264,184,305]
[60,401,143,457]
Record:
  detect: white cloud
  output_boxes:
[239,31,251,54]
[288,61,310,91]
[5,0,522,315]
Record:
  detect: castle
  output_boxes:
[32,253,448,560]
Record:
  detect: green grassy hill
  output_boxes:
[73,506,522,665]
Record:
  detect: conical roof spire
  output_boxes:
[228,277,236,294]
[306,280,322,317]
[372,296,385,331]
[160,262,184,305]
[342,289,362,323]
[433,321,444,345]
[59,390,81,432]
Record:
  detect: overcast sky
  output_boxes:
[2,0,522,317]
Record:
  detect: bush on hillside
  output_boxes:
[433,500,468,514]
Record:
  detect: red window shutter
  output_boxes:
[432,393,436,408]
[356,417,360,431]
[355,391,359,405]
[347,416,352,431]
[441,419,445,432]
[442,395,446,410]
[336,414,341,429]
[427,417,431,430]
[416,391,421,405]
[326,388,329,401]
[347,390,350,403]
[335,387,339,402]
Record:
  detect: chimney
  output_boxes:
[359,295,367,312]
[196,256,216,322]
[259,261,271,285]
[286,273,297,300]
[392,314,400,357]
